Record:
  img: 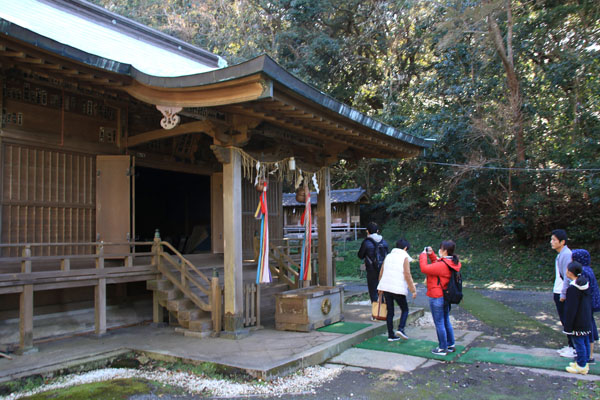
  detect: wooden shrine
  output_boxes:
[0,0,429,351]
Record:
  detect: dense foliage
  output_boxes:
[92,0,600,244]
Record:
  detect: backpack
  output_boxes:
[438,259,463,304]
[367,237,388,269]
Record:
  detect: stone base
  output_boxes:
[220,328,250,340]
[16,346,38,355]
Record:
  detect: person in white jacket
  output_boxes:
[377,238,417,341]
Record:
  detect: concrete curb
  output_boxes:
[0,308,425,382]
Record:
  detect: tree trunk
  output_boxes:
[487,0,525,163]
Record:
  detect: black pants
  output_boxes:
[384,291,409,338]
[554,293,574,348]
[366,267,381,303]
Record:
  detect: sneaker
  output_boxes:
[396,330,409,340]
[447,345,456,353]
[557,346,571,354]
[588,358,596,364]
[388,336,401,342]
[559,348,576,358]
[566,363,589,375]
[431,347,447,356]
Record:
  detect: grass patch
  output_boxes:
[381,220,561,284]
[570,380,600,400]
[20,378,181,400]
[460,288,564,347]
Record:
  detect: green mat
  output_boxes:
[457,347,600,375]
[355,336,464,361]
[317,321,371,334]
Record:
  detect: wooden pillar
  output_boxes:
[317,168,333,287]
[95,244,106,335]
[152,230,164,324]
[222,147,245,335]
[19,245,36,353]
[211,270,222,335]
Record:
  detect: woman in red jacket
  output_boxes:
[419,240,462,356]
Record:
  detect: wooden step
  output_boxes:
[188,318,213,332]
[147,279,174,291]
[156,288,182,301]
[165,298,194,311]
[177,308,208,321]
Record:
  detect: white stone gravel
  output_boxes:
[348,300,371,306]
[413,312,457,328]
[2,365,344,399]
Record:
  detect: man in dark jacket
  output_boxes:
[358,222,389,303]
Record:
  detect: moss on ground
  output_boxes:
[460,288,564,347]
[20,378,182,400]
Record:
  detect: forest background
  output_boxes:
[92,0,599,283]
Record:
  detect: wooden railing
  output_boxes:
[0,234,223,351]
[0,240,158,353]
[155,239,211,312]
[269,238,319,289]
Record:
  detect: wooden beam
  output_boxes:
[124,75,272,108]
[127,120,214,147]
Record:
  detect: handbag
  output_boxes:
[371,292,387,321]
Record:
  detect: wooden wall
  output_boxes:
[1,142,96,256]
[241,177,283,259]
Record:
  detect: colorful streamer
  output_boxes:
[255,182,272,284]
[299,188,312,282]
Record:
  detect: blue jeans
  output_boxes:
[429,296,454,350]
[572,335,590,368]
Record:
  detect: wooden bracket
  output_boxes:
[156,105,182,129]
[210,145,231,164]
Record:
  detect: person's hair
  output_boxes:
[552,229,568,243]
[568,261,582,276]
[396,238,410,251]
[441,240,459,264]
[366,222,379,235]
[568,261,588,286]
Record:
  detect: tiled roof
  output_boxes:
[282,188,368,207]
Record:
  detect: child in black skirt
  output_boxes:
[564,261,593,374]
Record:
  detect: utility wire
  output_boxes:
[418,161,600,173]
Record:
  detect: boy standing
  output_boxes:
[551,229,574,357]
[358,222,389,303]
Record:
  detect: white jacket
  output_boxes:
[377,248,414,296]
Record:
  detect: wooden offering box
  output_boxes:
[275,286,344,331]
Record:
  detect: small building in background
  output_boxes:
[282,188,369,239]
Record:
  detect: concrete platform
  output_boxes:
[0,305,424,382]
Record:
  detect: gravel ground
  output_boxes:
[2,365,343,400]
[7,284,600,399]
